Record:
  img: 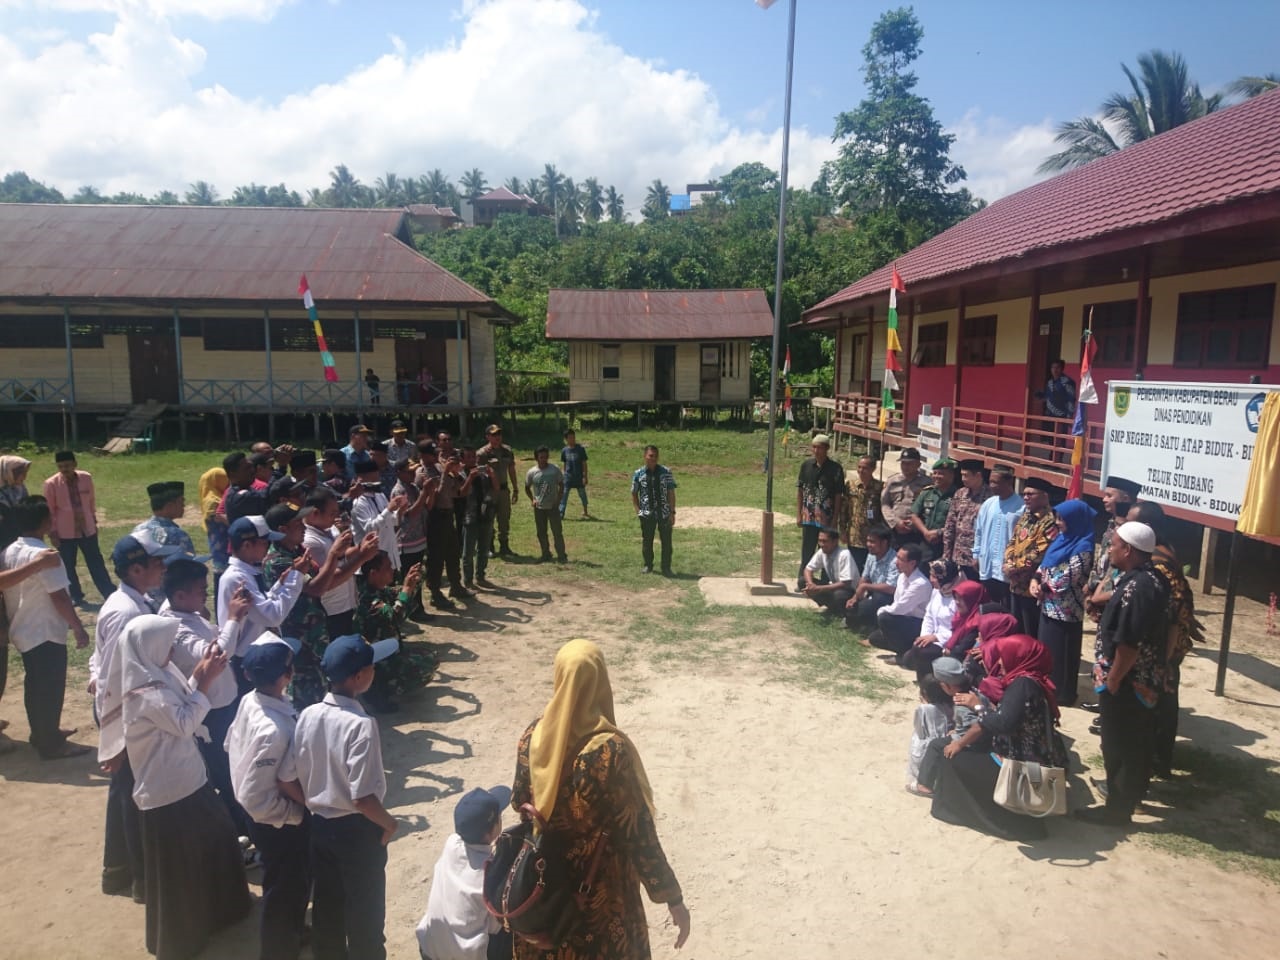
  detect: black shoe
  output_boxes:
[102,867,132,897]
[641,566,654,574]
[1089,720,1102,736]
[499,546,515,558]
[407,608,434,624]
[556,555,569,564]
[538,553,553,563]
[131,878,146,904]
[1079,701,1102,714]
[476,576,494,587]
[430,592,455,610]
[1073,805,1130,827]
[660,567,673,577]
[449,587,474,600]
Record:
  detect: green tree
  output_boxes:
[605,185,625,222]
[642,179,671,222]
[263,183,303,207]
[420,169,452,206]
[326,164,363,207]
[1039,50,1224,173]
[460,168,488,202]
[73,185,104,203]
[374,172,405,207]
[1227,73,1279,99]
[716,161,777,203]
[539,163,566,214]
[151,189,180,205]
[0,172,65,203]
[825,7,971,230]
[582,177,604,222]
[504,176,524,195]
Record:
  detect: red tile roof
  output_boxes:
[804,88,1280,320]
[0,204,503,309]
[546,288,775,340]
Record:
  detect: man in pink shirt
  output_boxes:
[42,451,115,608]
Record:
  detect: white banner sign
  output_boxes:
[918,407,951,462]
[1100,380,1276,525]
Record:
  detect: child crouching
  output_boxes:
[906,674,953,796]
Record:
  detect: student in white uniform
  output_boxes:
[0,497,92,759]
[161,557,251,835]
[302,487,380,638]
[93,530,181,900]
[350,460,408,572]
[215,516,307,694]
[294,635,399,960]
[119,614,250,960]
[415,786,513,960]
[226,634,310,960]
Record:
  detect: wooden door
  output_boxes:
[395,337,449,403]
[654,345,676,402]
[1027,307,1064,414]
[128,333,180,404]
[850,332,869,395]
[698,344,722,403]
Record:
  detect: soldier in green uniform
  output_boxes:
[910,458,957,562]
[354,550,437,712]
[475,424,520,557]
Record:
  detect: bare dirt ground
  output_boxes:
[2,557,1280,959]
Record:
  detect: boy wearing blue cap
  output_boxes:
[294,635,399,960]
[226,634,310,960]
[415,786,513,960]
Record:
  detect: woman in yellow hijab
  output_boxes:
[511,639,689,959]
[197,467,230,576]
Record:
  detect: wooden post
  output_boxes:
[1200,526,1220,595]
[63,306,78,444]
[354,309,364,419]
[1133,249,1151,378]
[455,307,466,406]
[173,309,187,444]
[834,318,844,396]
[1024,272,1040,413]
[1215,530,1243,697]
[264,307,274,420]
[863,307,874,397]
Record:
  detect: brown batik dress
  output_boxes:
[511,721,683,960]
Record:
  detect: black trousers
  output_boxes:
[1010,593,1040,637]
[57,534,116,602]
[811,585,854,615]
[533,507,566,559]
[251,819,311,960]
[901,642,944,680]
[311,813,387,960]
[797,525,820,589]
[104,752,145,888]
[199,702,253,837]
[980,579,1009,608]
[844,591,892,630]
[639,515,673,572]
[1100,686,1157,821]
[327,610,355,639]
[1153,661,1181,775]
[871,613,922,655]
[462,516,494,583]
[425,509,462,594]
[21,641,67,756]
[1038,614,1083,705]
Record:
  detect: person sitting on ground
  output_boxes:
[900,560,960,678]
[941,579,989,662]
[867,543,931,654]
[353,551,436,713]
[844,526,897,629]
[906,675,953,797]
[802,527,858,616]
[931,656,990,743]
[414,786,514,960]
[922,631,1066,842]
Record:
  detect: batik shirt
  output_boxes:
[1040,551,1093,623]
[796,457,844,528]
[1095,561,1170,704]
[1003,508,1056,597]
[840,475,884,546]
[632,465,677,521]
[263,543,330,711]
[942,486,990,568]
[1153,546,1203,667]
[861,548,898,586]
[132,515,196,558]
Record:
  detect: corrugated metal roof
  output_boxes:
[546,288,775,340]
[0,204,501,308]
[804,87,1280,320]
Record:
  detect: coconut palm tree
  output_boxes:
[151,190,180,205]
[642,179,671,222]
[73,185,105,203]
[1227,73,1280,99]
[581,177,604,222]
[505,176,524,195]
[1039,50,1223,173]
[327,164,363,206]
[540,163,566,211]
[605,185,625,222]
[374,172,406,207]
[185,180,219,205]
[420,169,452,206]
[460,168,488,202]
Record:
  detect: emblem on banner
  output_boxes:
[1113,387,1131,417]
[1246,393,1266,433]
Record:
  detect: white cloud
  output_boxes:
[0,0,838,212]
[947,108,1059,202]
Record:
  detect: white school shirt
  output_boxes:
[294,692,386,819]
[226,689,305,828]
[0,537,71,653]
[216,556,304,657]
[882,568,932,619]
[804,545,860,585]
[303,524,357,616]
[919,589,958,648]
[126,682,211,811]
[91,583,155,693]
[351,491,401,571]
[416,833,502,960]
[161,603,242,710]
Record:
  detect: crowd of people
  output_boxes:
[796,435,1202,838]
[0,425,690,960]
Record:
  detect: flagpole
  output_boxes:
[761,0,797,588]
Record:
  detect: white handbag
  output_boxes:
[993,757,1067,817]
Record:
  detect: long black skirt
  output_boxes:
[140,782,252,960]
[925,739,1047,842]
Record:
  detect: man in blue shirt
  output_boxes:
[559,429,590,519]
[972,464,1024,607]
[1037,359,1076,419]
[630,445,677,576]
[340,424,374,480]
[844,526,897,629]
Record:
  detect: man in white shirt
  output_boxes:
[216,516,307,695]
[869,543,932,655]
[801,527,859,616]
[972,464,1024,608]
[416,786,513,960]
[1,497,91,760]
[226,635,310,960]
[303,486,381,638]
[350,460,408,572]
[93,529,182,899]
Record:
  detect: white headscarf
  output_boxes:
[120,615,188,722]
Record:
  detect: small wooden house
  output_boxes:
[546,288,773,404]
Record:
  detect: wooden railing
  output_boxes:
[181,379,460,409]
[0,378,73,404]
[831,392,908,438]
[950,406,1105,484]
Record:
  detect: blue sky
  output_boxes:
[1,0,1276,208]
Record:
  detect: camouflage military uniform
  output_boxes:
[354,581,437,696]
